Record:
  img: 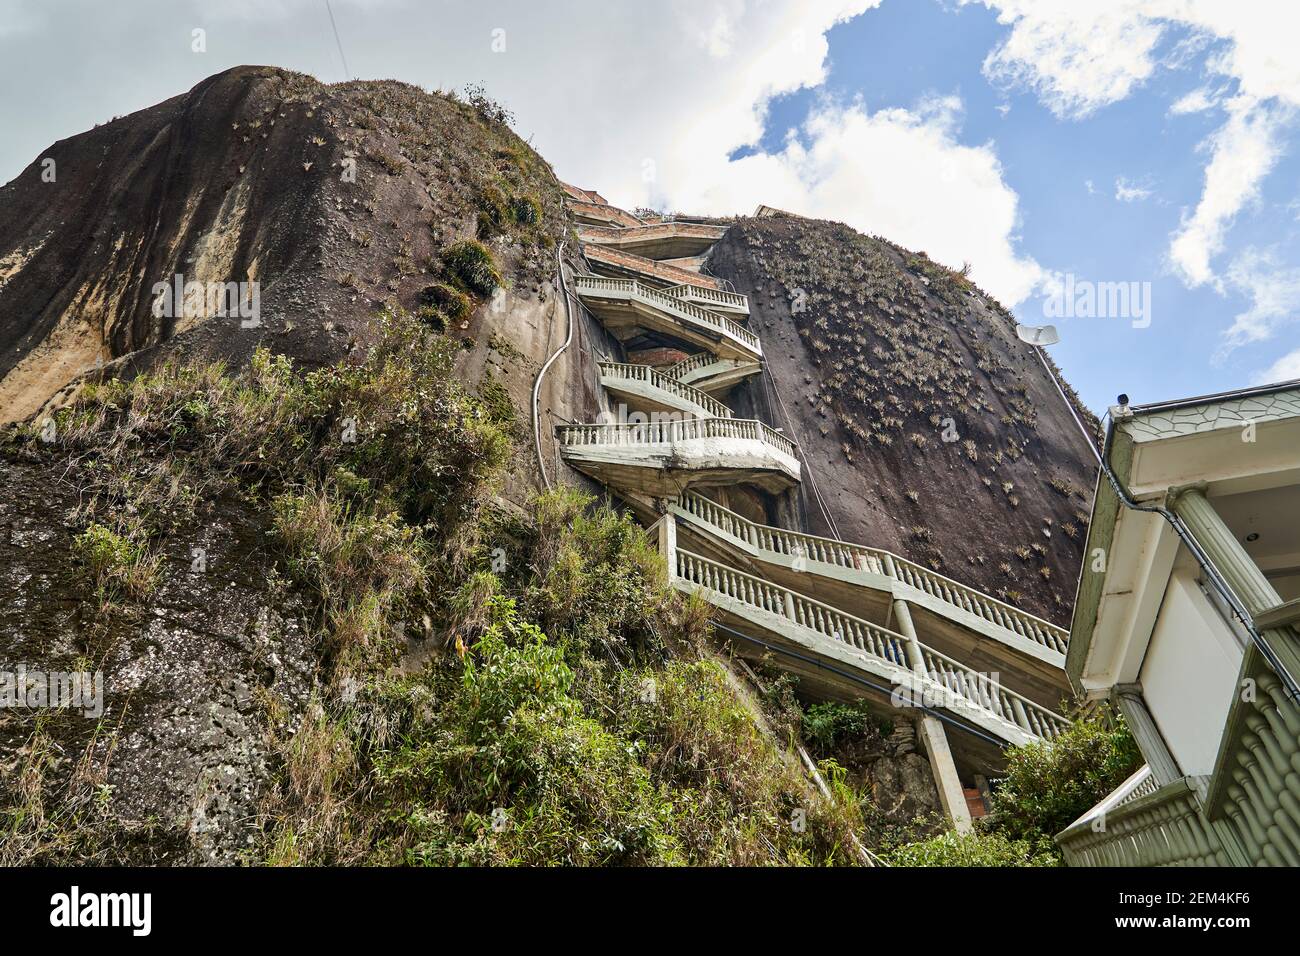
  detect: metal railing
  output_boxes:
[557,417,797,459]
[597,362,732,419]
[674,492,1070,656]
[573,275,761,356]
[672,548,1069,742]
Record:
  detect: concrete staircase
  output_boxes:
[554,184,1074,830]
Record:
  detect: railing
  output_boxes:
[573,275,762,355]
[889,554,1069,655]
[675,492,1069,656]
[677,492,885,573]
[597,363,732,419]
[672,549,1068,743]
[578,221,726,242]
[916,645,1068,740]
[675,549,909,666]
[557,417,797,460]
[662,283,749,313]
[1057,778,1234,866]
[1204,661,1300,865]
[666,353,717,379]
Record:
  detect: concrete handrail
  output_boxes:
[1056,777,1232,866]
[674,492,1069,656]
[557,417,797,459]
[672,548,1069,742]
[573,275,761,355]
[661,283,749,313]
[598,362,733,418]
[666,353,719,379]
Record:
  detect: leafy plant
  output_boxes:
[986,711,1142,848]
[886,829,1054,867]
[443,239,501,297]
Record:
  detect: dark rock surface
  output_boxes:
[0,65,567,423]
[711,218,1099,624]
[0,454,314,863]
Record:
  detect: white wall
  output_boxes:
[1140,570,1244,777]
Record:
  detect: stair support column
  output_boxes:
[916,714,973,834]
[1112,684,1182,786]
[891,598,927,675]
[895,595,971,833]
[658,510,677,578]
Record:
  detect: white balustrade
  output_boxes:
[673,492,1069,656]
[661,284,749,313]
[573,275,761,355]
[557,417,797,459]
[671,547,1068,742]
[597,362,733,418]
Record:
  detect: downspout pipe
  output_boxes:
[532,241,573,491]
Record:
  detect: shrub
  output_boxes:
[886,829,1054,867]
[511,194,541,226]
[801,700,877,753]
[986,712,1142,846]
[443,239,501,297]
[475,185,510,238]
[521,488,666,659]
[463,83,514,127]
[72,522,158,605]
[415,305,447,331]
[420,282,471,321]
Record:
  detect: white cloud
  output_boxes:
[965,1,1300,298]
[1169,96,1289,287]
[0,0,41,35]
[1255,347,1300,385]
[970,0,1166,120]
[1115,176,1152,202]
[1221,248,1300,351]
[471,0,1044,307]
[673,95,1044,305]
[1170,86,1218,115]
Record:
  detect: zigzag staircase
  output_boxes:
[554,185,1073,826]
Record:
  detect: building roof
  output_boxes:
[1067,379,1300,695]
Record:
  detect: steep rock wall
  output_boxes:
[711,218,1098,625]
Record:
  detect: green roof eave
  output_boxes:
[1065,425,1136,694]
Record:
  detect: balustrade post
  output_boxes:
[916,715,974,834]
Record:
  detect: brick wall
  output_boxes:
[627,347,690,367]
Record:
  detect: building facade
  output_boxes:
[1057,381,1300,866]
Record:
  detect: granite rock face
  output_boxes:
[0,455,313,863]
[710,218,1099,625]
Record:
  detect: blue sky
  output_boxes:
[1,0,1297,415]
[734,0,1300,413]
